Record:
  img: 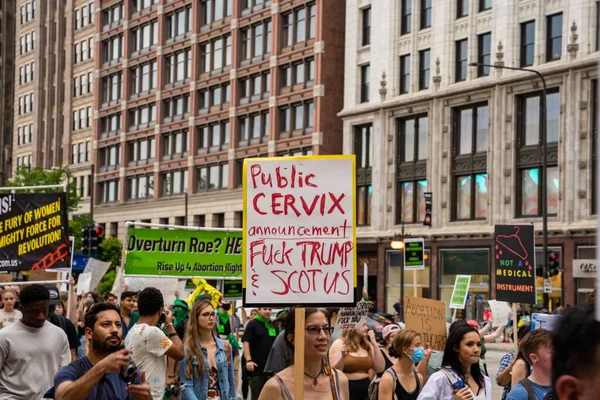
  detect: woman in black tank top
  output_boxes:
[378,329,424,400]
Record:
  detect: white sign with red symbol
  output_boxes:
[242,156,356,306]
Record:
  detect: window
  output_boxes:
[197,164,228,191]
[100,113,122,138]
[360,64,370,103]
[86,141,91,162]
[197,120,230,154]
[201,0,232,25]
[241,20,272,61]
[129,103,157,128]
[546,13,563,62]
[162,169,189,195]
[517,90,560,217]
[131,20,158,53]
[521,21,535,67]
[396,115,428,224]
[280,59,312,89]
[240,70,270,101]
[592,80,597,214]
[166,50,192,84]
[421,0,431,29]
[99,180,120,203]
[132,0,158,13]
[362,7,371,46]
[163,130,189,159]
[101,73,122,104]
[477,33,491,77]
[401,0,412,35]
[419,49,430,90]
[127,174,155,200]
[452,104,489,220]
[198,83,230,110]
[102,35,123,64]
[99,144,121,171]
[102,3,123,27]
[131,61,158,95]
[400,55,411,94]
[277,147,313,157]
[479,0,492,12]
[164,95,190,121]
[281,3,315,48]
[279,102,313,136]
[457,0,468,18]
[166,6,192,39]
[455,39,468,82]
[238,111,269,144]
[128,137,156,164]
[355,124,372,226]
[200,35,232,73]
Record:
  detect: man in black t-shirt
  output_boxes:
[45,286,79,360]
[242,307,276,400]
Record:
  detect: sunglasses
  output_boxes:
[305,326,334,336]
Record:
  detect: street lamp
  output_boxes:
[469,62,549,309]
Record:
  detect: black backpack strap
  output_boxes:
[520,378,536,400]
[73,358,105,400]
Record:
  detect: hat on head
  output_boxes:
[45,286,61,306]
[382,323,401,340]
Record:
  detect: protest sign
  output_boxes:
[83,258,111,292]
[404,296,447,351]
[335,301,370,331]
[124,277,179,304]
[111,267,125,300]
[0,193,70,271]
[223,280,243,299]
[449,275,471,309]
[404,238,425,270]
[243,156,356,306]
[124,228,242,278]
[488,300,511,327]
[494,225,536,304]
[77,272,92,295]
[532,313,561,331]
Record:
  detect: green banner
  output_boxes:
[223,280,243,299]
[449,275,471,309]
[124,228,242,278]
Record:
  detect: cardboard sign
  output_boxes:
[449,275,471,309]
[404,238,425,270]
[223,280,243,299]
[532,313,561,331]
[0,193,70,271]
[77,272,92,295]
[83,258,111,292]
[124,277,180,305]
[125,228,242,278]
[494,225,536,304]
[404,296,447,351]
[488,300,511,327]
[335,302,370,331]
[243,156,356,306]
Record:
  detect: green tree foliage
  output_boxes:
[5,166,81,211]
[68,214,90,253]
[96,237,123,295]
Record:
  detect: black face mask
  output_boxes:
[222,303,231,311]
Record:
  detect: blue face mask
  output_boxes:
[406,346,425,363]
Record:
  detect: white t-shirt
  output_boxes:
[0,310,22,329]
[125,323,173,400]
[0,320,71,399]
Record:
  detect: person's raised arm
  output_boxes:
[483,322,507,343]
[368,330,385,373]
[510,359,528,389]
[416,346,432,385]
[328,338,347,371]
[163,311,184,361]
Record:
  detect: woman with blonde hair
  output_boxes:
[329,323,385,399]
[179,298,236,400]
[378,329,424,400]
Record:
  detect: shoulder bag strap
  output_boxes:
[386,368,399,400]
[520,378,536,400]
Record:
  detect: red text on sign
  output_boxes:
[252,192,346,217]
[269,269,351,296]
[250,164,318,189]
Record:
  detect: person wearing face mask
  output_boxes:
[378,329,424,400]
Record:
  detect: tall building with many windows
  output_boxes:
[11,0,95,213]
[341,0,598,313]
[93,0,346,238]
[0,0,16,184]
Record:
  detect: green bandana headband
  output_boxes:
[255,315,276,337]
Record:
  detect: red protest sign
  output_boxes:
[242,156,356,306]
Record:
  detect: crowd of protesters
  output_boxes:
[0,280,595,400]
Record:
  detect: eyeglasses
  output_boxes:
[200,312,216,319]
[305,326,334,336]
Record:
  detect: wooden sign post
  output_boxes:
[512,303,518,354]
[294,308,306,399]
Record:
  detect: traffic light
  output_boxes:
[548,252,560,277]
[81,225,91,254]
[90,226,104,255]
